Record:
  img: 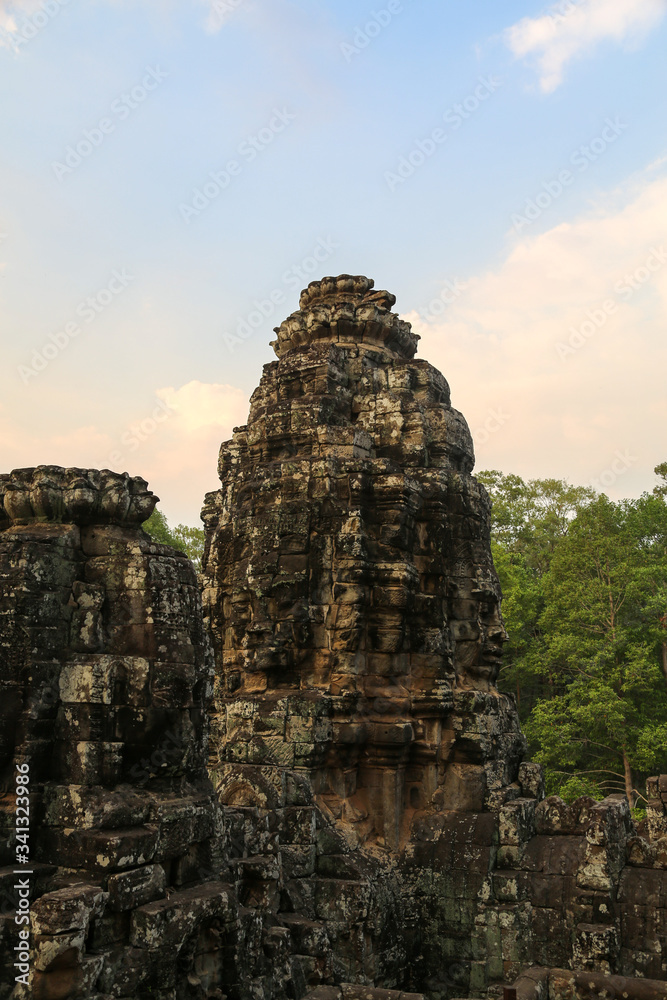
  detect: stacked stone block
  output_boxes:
[0,466,407,1000]
[0,467,231,1000]
[512,967,667,1000]
[215,764,406,996]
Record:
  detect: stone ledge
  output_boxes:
[512,967,667,1000]
[0,466,157,527]
[303,986,424,1000]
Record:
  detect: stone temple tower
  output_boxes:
[201,275,525,851]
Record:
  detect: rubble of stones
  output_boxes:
[1,278,667,1000]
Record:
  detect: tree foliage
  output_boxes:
[143,509,205,571]
[480,469,667,805]
[478,471,595,716]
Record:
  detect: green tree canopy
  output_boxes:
[479,468,667,807]
[478,471,596,716]
[143,509,205,571]
[478,470,596,575]
[524,494,667,803]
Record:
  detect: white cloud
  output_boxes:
[505,0,666,92]
[0,0,47,50]
[406,165,667,497]
[0,381,249,524]
[0,0,36,16]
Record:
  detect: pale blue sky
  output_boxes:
[1,0,666,523]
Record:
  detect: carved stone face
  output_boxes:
[453,587,507,690]
[203,276,524,847]
[476,591,508,684]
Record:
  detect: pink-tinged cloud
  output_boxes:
[0,381,249,525]
[406,167,667,498]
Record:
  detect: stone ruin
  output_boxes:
[201,273,524,847]
[2,275,667,1000]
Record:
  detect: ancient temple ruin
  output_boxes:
[201,274,525,850]
[2,276,667,1000]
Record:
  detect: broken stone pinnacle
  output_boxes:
[270,273,420,360]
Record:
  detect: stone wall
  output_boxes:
[0,467,232,999]
[215,764,406,995]
[511,966,667,1000]
[406,783,667,995]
